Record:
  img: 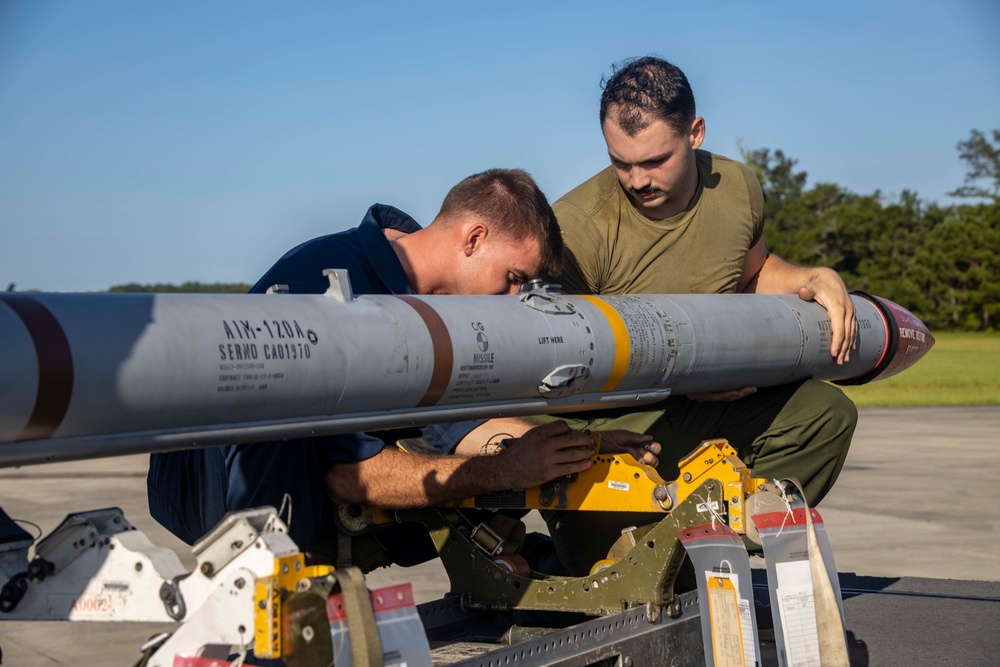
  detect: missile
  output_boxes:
[0,273,933,467]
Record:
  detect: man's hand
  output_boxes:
[599,430,661,466]
[326,422,655,508]
[742,243,857,365]
[494,420,595,488]
[798,267,856,364]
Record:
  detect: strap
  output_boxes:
[334,566,384,667]
[788,479,849,667]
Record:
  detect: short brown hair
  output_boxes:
[438,168,563,277]
[600,56,696,137]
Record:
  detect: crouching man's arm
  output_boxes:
[327,420,593,507]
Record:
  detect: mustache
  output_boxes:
[630,185,657,196]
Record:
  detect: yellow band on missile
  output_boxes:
[577,296,630,392]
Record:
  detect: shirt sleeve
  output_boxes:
[316,431,387,468]
[553,199,608,294]
[420,420,486,453]
[365,420,486,455]
[736,162,766,248]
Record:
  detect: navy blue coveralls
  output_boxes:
[146,204,479,550]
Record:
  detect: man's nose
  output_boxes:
[629,167,651,190]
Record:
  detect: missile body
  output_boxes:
[0,282,933,467]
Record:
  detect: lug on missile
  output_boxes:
[0,273,933,467]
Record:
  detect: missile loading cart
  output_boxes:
[2,439,846,666]
[5,440,999,666]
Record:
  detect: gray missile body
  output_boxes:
[0,279,933,467]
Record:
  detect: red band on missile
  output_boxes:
[858,294,935,382]
[837,291,932,386]
[845,291,894,384]
[395,295,453,407]
[0,295,74,440]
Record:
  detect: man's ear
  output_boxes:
[689,117,706,150]
[463,220,488,258]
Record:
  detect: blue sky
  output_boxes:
[1,1,997,292]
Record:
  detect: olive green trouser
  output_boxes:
[534,379,858,576]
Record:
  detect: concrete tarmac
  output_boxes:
[1,406,998,665]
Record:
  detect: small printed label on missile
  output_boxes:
[215,341,310,393]
[222,318,314,342]
[537,336,565,344]
[214,318,319,391]
[608,480,630,491]
[604,295,673,377]
[696,501,721,513]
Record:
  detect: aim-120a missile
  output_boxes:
[0,273,933,467]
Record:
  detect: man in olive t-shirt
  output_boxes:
[544,56,859,576]
[556,150,764,295]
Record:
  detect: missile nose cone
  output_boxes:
[869,296,935,382]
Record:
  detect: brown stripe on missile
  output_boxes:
[0,295,74,441]
[394,295,453,407]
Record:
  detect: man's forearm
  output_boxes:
[325,448,517,508]
[748,252,809,294]
[326,420,597,508]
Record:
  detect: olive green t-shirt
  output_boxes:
[554,150,765,295]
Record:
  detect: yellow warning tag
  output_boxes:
[707,575,746,667]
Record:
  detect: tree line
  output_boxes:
[743,129,999,331]
[106,129,999,332]
[107,281,252,294]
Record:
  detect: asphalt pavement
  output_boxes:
[1,406,998,665]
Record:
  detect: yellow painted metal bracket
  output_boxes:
[253,553,335,659]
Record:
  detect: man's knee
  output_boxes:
[805,381,858,445]
[742,382,857,502]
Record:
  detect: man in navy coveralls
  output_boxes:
[148,169,659,564]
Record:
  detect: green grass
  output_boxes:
[838,331,1000,406]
